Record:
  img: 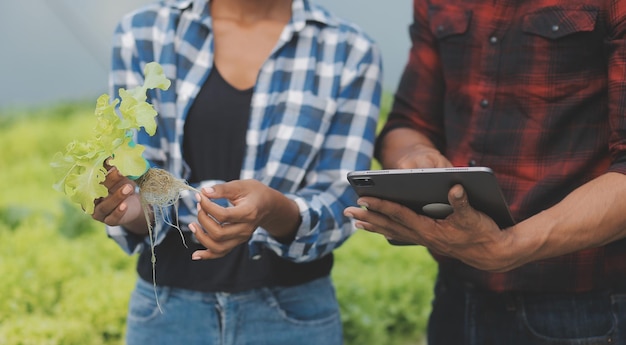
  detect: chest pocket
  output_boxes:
[428,5,472,40]
[522,7,598,40]
[516,6,601,106]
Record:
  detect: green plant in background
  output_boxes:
[0,104,136,345]
[333,233,435,345]
[0,96,436,345]
[0,216,134,344]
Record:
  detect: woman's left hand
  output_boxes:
[189,179,300,260]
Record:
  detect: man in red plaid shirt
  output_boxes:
[345,0,626,344]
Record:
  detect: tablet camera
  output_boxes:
[351,177,375,187]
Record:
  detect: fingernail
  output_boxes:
[357,200,369,208]
[195,193,201,202]
[344,211,353,218]
[122,185,133,195]
[454,189,463,199]
[202,187,215,194]
[189,224,196,233]
[192,255,201,261]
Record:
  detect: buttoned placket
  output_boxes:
[469,2,517,167]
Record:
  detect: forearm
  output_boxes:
[250,183,356,262]
[122,206,152,236]
[506,172,626,269]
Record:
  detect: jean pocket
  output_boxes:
[265,278,341,326]
[127,279,170,323]
[520,290,615,344]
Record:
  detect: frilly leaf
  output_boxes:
[109,137,149,177]
[51,61,171,214]
[118,89,158,135]
[143,62,171,91]
[64,161,109,215]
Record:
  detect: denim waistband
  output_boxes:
[135,275,333,303]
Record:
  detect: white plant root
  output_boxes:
[135,167,200,312]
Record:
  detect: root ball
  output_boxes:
[136,168,197,206]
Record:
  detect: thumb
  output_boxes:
[191,249,214,260]
[202,181,243,200]
[448,184,473,218]
[201,186,219,198]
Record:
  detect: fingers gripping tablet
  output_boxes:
[347,167,516,245]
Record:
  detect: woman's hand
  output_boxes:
[92,165,148,235]
[189,179,301,260]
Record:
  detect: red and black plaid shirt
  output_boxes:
[380,0,626,292]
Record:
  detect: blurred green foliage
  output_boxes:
[0,99,435,345]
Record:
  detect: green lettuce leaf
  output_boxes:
[64,161,109,215]
[109,137,149,178]
[51,61,171,214]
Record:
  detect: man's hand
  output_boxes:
[379,128,452,169]
[344,184,516,272]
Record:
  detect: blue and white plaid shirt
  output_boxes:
[106,0,382,262]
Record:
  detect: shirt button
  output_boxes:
[480,99,489,108]
[437,25,445,32]
[468,160,477,167]
[489,36,498,44]
[252,255,262,260]
[552,25,560,32]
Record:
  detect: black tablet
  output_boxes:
[347,167,515,243]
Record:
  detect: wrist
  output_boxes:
[262,192,301,243]
[493,221,548,272]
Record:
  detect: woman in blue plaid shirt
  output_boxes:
[91,0,382,344]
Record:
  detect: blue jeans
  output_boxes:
[428,275,626,345]
[125,276,343,345]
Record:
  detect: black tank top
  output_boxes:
[136,68,332,292]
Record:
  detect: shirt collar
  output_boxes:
[166,0,337,32]
[294,0,338,30]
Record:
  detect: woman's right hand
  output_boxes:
[92,165,149,235]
